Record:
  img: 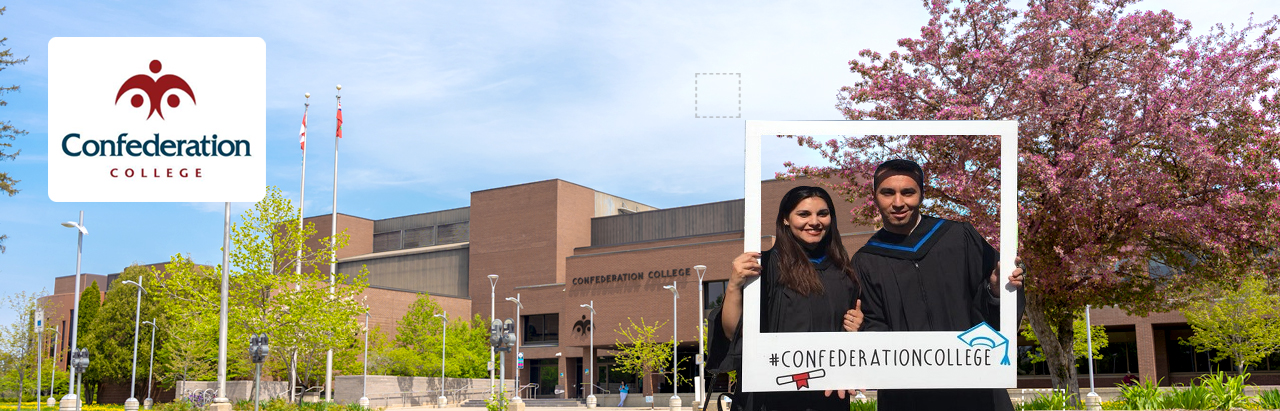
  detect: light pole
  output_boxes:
[1085,305,1100,410]
[693,264,706,408]
[59,214,86,411]
[48,324,59,408]
[505,295,523,404]
[434,312,448,407]
[579,301,596,408]
[141,320,156,410]
[662,282,680,411]
[121,279,146,411]
[213,201,231,411]
[487,274,498,396]
[359,311,370,408]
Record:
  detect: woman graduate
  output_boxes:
[706,186,864,411]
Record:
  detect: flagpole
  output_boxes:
[325,84,341,403]
[299,93,310,277]
[294,92,309,404]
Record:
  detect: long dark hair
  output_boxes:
[773,186,857,296]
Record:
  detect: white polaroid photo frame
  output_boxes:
[742,120,1018,391]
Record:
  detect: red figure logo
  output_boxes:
[114,60,196,120]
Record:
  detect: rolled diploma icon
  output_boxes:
[775,368,826,389]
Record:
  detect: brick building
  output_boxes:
[39,177,1279,402]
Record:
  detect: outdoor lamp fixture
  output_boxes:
[663,282,680,411]
[48,324,60,408]
[249,334,270,411]
[60,213,87,411]
[580,301,597,408]
[120,279,146,411]
[1085,305,1100,409]
[487,274,498,397]
[434,312,449,407]
[140,320,157,410]
[693,264,707,407]
[505,295,524,402]
[359,311,371,408]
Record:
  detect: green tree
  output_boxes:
[1020,313,1108,364]
[156,186,369,392]
[613,317,673,399]
[83,265,165,399]
[0,291,47,401]
[74,282,101,403]
[152,256,217,388]
[1182,275,1280,375]
[376,294,489,378]
[0,6,30,253]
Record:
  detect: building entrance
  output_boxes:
[528,359,559,399]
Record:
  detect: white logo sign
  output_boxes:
[48,37,265,202]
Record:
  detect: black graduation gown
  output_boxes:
[706,249,859,411]
[852,215,1019,411]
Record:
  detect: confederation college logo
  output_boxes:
[48,37,265,203]
[114,59,196,120]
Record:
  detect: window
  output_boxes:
[704,280,726,310]
[523,313,559,346]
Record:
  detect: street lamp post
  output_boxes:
[487,274,498,397]
[359,311,370,408]
[505,294,523,404]
[434,312,448,407]
[662,282,680,411]
[579,301,596,408]
[48,324,59,408]
[141,320,156,410]
[213,202,231,411]
[693,265,706,408]
[121,280,146,411]
[1085,305,1100,410]
[59,213,87,411]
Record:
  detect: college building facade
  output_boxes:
[39,178,1280,401]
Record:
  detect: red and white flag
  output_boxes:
[336,101,343,138]
[299,111,308,150]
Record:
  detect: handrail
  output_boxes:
[361,386,492,408]
[580,383,611,394]
[518,383,540,398]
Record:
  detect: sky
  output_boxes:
[0,0,1275,324]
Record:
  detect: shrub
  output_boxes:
[1259,389,1280,410]
[1200,372,1251,410]
[849,398,875,411]
[1162,383,1211,410]
[1117,378,1163,410]
[1017,390,1080,410]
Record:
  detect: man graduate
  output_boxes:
[854,159,1025,411]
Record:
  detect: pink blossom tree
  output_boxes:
[783,0,1280,397]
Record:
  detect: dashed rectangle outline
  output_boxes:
[695,73,741,118]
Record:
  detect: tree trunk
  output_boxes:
[1025,292,1080,406]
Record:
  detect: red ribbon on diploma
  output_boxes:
[793,372,811,389]
[774,368,826,390]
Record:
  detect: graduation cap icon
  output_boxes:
[956,322,1011,365]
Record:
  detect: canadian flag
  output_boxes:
[299,111,308,150]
